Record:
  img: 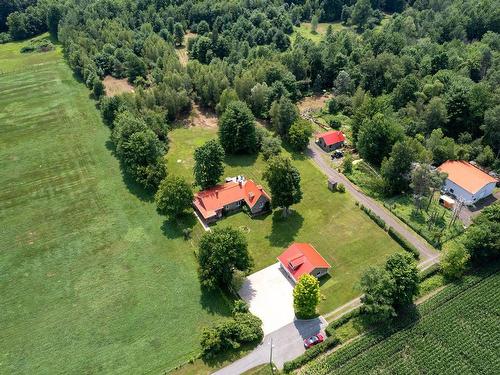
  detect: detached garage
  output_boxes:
[437,160,498,205]
[277,243,331,283]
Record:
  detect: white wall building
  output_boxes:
[437,160,497,205]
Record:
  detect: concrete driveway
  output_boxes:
[239,262,295,335]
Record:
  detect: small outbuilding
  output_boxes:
[437,160,497,205]
[317,130,345,152]
[277,243,331,283]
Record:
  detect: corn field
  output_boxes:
[302,269,500,374]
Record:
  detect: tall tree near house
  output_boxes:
[360,266,396,324]
[263,155,302,217]
[270,97,299,137]
[293,274,320,319]
[384,253,419,308]
[197,227,252,290]
[288,119,313,151]
[193,139,225,189]
[155,176,193,218]
[218,101,258,154]
[351,0,373,31]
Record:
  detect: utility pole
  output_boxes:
[269,338,275,374]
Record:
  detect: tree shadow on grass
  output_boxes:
[266,209,304,247]
[160,213,197,239]
[283,142,308,161]
[199,287,234,317]
[104,140,155,202]
[224,153,259,168]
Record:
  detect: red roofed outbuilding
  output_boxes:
[277,243,331,283]
[193,179,271,223]
[317,130,345,152]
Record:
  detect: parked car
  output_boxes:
[331,150,344,159]
[304,333,324,348]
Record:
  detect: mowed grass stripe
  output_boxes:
[0,41,231,374]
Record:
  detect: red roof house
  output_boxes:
[193,179,270,223]
[277,243,331,283]
[317,130,345,152]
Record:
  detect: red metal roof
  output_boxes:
[193,180,270,220]
[437,160,497,194]
[318,130,345,146]
[277,243,331,282]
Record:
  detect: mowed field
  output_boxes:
[167,126,403,314]
[302,268,500,374]
[0,40,232,374]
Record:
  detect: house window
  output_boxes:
[449,188,454,194]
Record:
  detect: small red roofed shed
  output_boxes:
[317,130,345,152]
[277,243,331,283]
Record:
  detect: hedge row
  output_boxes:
[283,335,341,373]
[359,205,386,230]
[326,308,361,335]
[387,227,420,260]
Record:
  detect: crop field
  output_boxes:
[0,39,232,374]
[167,126,403,314]
[301,268,500,374]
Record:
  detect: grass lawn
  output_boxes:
[0,39,234,374]
[167,126,403,315]
[291,22,345,44]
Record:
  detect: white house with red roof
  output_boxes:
[193,178,271,223]
[277,243,331,283]
[437,160,497,205]
[316,130,345,152]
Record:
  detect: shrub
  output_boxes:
[440,242,470,280]
[359,205,386,229]
[387,227,420,260]
[283,335,341,373]
[336,183,346,193]
[232,300,249,314]
[200,312,263,359]
[0,32,12,44]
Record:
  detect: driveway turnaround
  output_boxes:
[239,262,295,335]
[213,317,327,374]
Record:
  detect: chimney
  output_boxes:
[215,191,219,198]
[249,192,254,201]
[257,185,263,191]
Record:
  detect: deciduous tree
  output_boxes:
[385,253,419,308]
[293,274,320,319]
[263,155,302,217]
[288,119,312,151]
[218,101,257,154]
[155,176,193,218]
[193,139,225,189]
[198,227,252,290]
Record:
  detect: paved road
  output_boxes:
[213,317,327,375]
[307,140,440,262]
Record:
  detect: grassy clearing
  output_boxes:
[167,126,403,314]
[291,22,345,43]
[0,39,233,374]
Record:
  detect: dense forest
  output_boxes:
[1,0,499,192]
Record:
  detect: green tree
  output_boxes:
[311,15,319,34]
[392,74,419,109]
[92,79,105,99]
[381,138,427,195]
[360,266,396,324]
[343,153,353,174]
[218,101,257,154]
[482,105,500,154]
[440,242,470,280]
[385,253,419,308]
[249,83,271,118]
[198,227,252,290]
[174,22,184,46]
[462,204,500,262]
[351,0,373,31]
[155,176,193,218]
[293,274,320,319]
[426,129,456,165]
[357,113,404,166]
[424,97,448,133]
[126,53,146,82]
[261,135,282,160]
[270,97,299,137]
[215,88,239,115]
[288,119,312,151]
[263,155,302,217]
[193,139,225,189]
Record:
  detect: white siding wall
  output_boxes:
[443,179,496,204]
